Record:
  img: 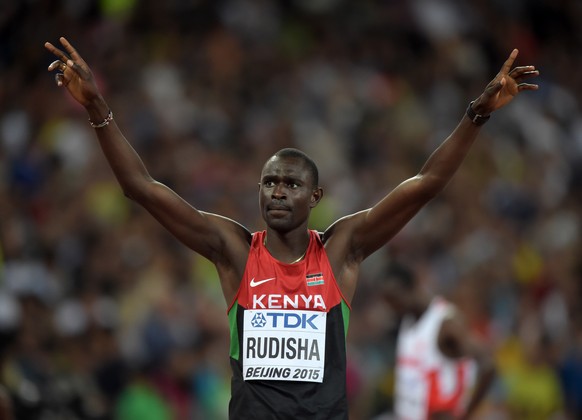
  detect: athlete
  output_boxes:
[380,262,496,420]
[44,37,538,419]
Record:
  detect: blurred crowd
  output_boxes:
[1,0,582,419]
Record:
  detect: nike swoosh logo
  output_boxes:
[249,277,276,287]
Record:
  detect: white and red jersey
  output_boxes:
[394,297,476,420]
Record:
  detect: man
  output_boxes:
[380,262,496,420]
[44,37,537,419]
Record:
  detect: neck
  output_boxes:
[289,248,307,264]
[264,230,309,264]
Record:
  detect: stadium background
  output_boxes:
[1,0,581,418]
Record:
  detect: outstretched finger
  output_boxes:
[512,70,540,82]
[519,70,540,79]
[509,66,537,77]
[517,83,539,91]
[44,41,69,63]
[59,37,85,63]
[500,49,519,75]
[59,37,93,79]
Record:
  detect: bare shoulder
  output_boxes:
[205,212,253,239]
[322,210,369,260]
[321,211,369,303]
[321,210,367,244]
[200,211,253,263]
[202,213,253,304]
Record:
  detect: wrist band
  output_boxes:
[466,101,490,126]
[89,110,113,128]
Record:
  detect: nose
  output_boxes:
[272,183,286,199]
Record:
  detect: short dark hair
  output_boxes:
[273,148,319,187]
[384,262,416,290]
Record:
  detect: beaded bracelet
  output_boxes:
[89,110,114,128]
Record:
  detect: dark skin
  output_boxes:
[383,280,496,420]
[44,37,539,308]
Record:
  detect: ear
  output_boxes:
[310,187,323,208]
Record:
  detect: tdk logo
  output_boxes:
[251,312,320,330]
[250,313,267,328]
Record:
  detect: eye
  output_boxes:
[263,181,275,188]
[287,182,299,189]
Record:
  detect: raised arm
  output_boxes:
[337,49,538,260]
[45,37,251,299]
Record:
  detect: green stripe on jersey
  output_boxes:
[229,302,240,360]
[341,300,350,339]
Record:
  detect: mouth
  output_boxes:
[268,209,290,216]
[267,202,291,212]
[267,204,291,216]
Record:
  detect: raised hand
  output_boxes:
[45,37,102,107]
[473,49,539,115]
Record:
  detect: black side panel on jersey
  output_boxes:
[228,303,349,420]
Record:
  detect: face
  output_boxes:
[259,156,321,233]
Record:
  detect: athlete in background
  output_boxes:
[44,37,537,419]
[380,262,496,420]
